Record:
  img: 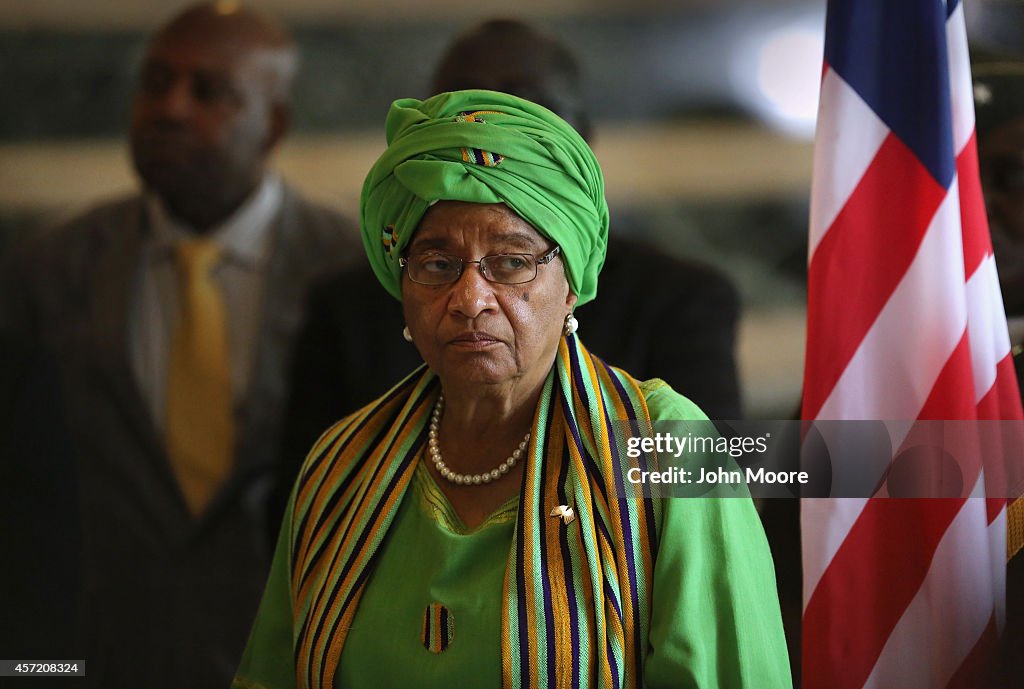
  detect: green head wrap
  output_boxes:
[359,89,609,304]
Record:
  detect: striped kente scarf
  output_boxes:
[289,335,661,689]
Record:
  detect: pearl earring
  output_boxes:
[402,326,414,342]
[564,313,579,336]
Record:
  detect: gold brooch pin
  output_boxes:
[550,505,575,524]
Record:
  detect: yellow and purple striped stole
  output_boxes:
[290,336,661,689]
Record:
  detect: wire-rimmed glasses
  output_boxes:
[399,246,561,285]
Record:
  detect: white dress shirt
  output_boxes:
[130,174,283,434]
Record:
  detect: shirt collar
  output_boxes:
[144,173,283,268]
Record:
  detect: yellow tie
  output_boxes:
[166,239,234,515]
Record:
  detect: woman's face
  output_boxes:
[401,201,577,390]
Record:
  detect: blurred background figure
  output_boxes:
[975,63,1024,358]
[0,2,360,687]
[272,19,743,531]
[0,330,80,689]
[434,20,743,416]
[974,60,1024,686]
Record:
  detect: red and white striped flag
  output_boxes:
[801,1,1024,687]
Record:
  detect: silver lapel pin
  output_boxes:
[549,504,575,524]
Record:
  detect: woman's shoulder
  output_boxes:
[637,378,709,422]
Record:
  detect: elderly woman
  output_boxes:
[233,91,790,689]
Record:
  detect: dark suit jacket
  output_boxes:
[272,235,740,531]
[0,188,361,689]
[0,331,80,689]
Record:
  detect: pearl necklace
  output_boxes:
[428,394,531,486]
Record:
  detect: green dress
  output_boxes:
[233,380,792,689]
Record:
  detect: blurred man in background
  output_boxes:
[0,2,360,686]
[273,18,742,530]
[976,63,1024,354]
[974,60,1024,686]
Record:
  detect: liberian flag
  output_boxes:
[801,1,1024,687]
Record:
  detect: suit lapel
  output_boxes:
[78,199,199,535]
[87,201,168,464]
[232,188,305,481]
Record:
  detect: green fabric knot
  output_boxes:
[360,89,609,305]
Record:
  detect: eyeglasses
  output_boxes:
[399,246,561,285]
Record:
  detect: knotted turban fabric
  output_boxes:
[360,89,609,305]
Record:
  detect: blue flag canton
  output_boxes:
[825,0,957,188]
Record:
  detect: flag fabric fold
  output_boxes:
[801,1,1024,687]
